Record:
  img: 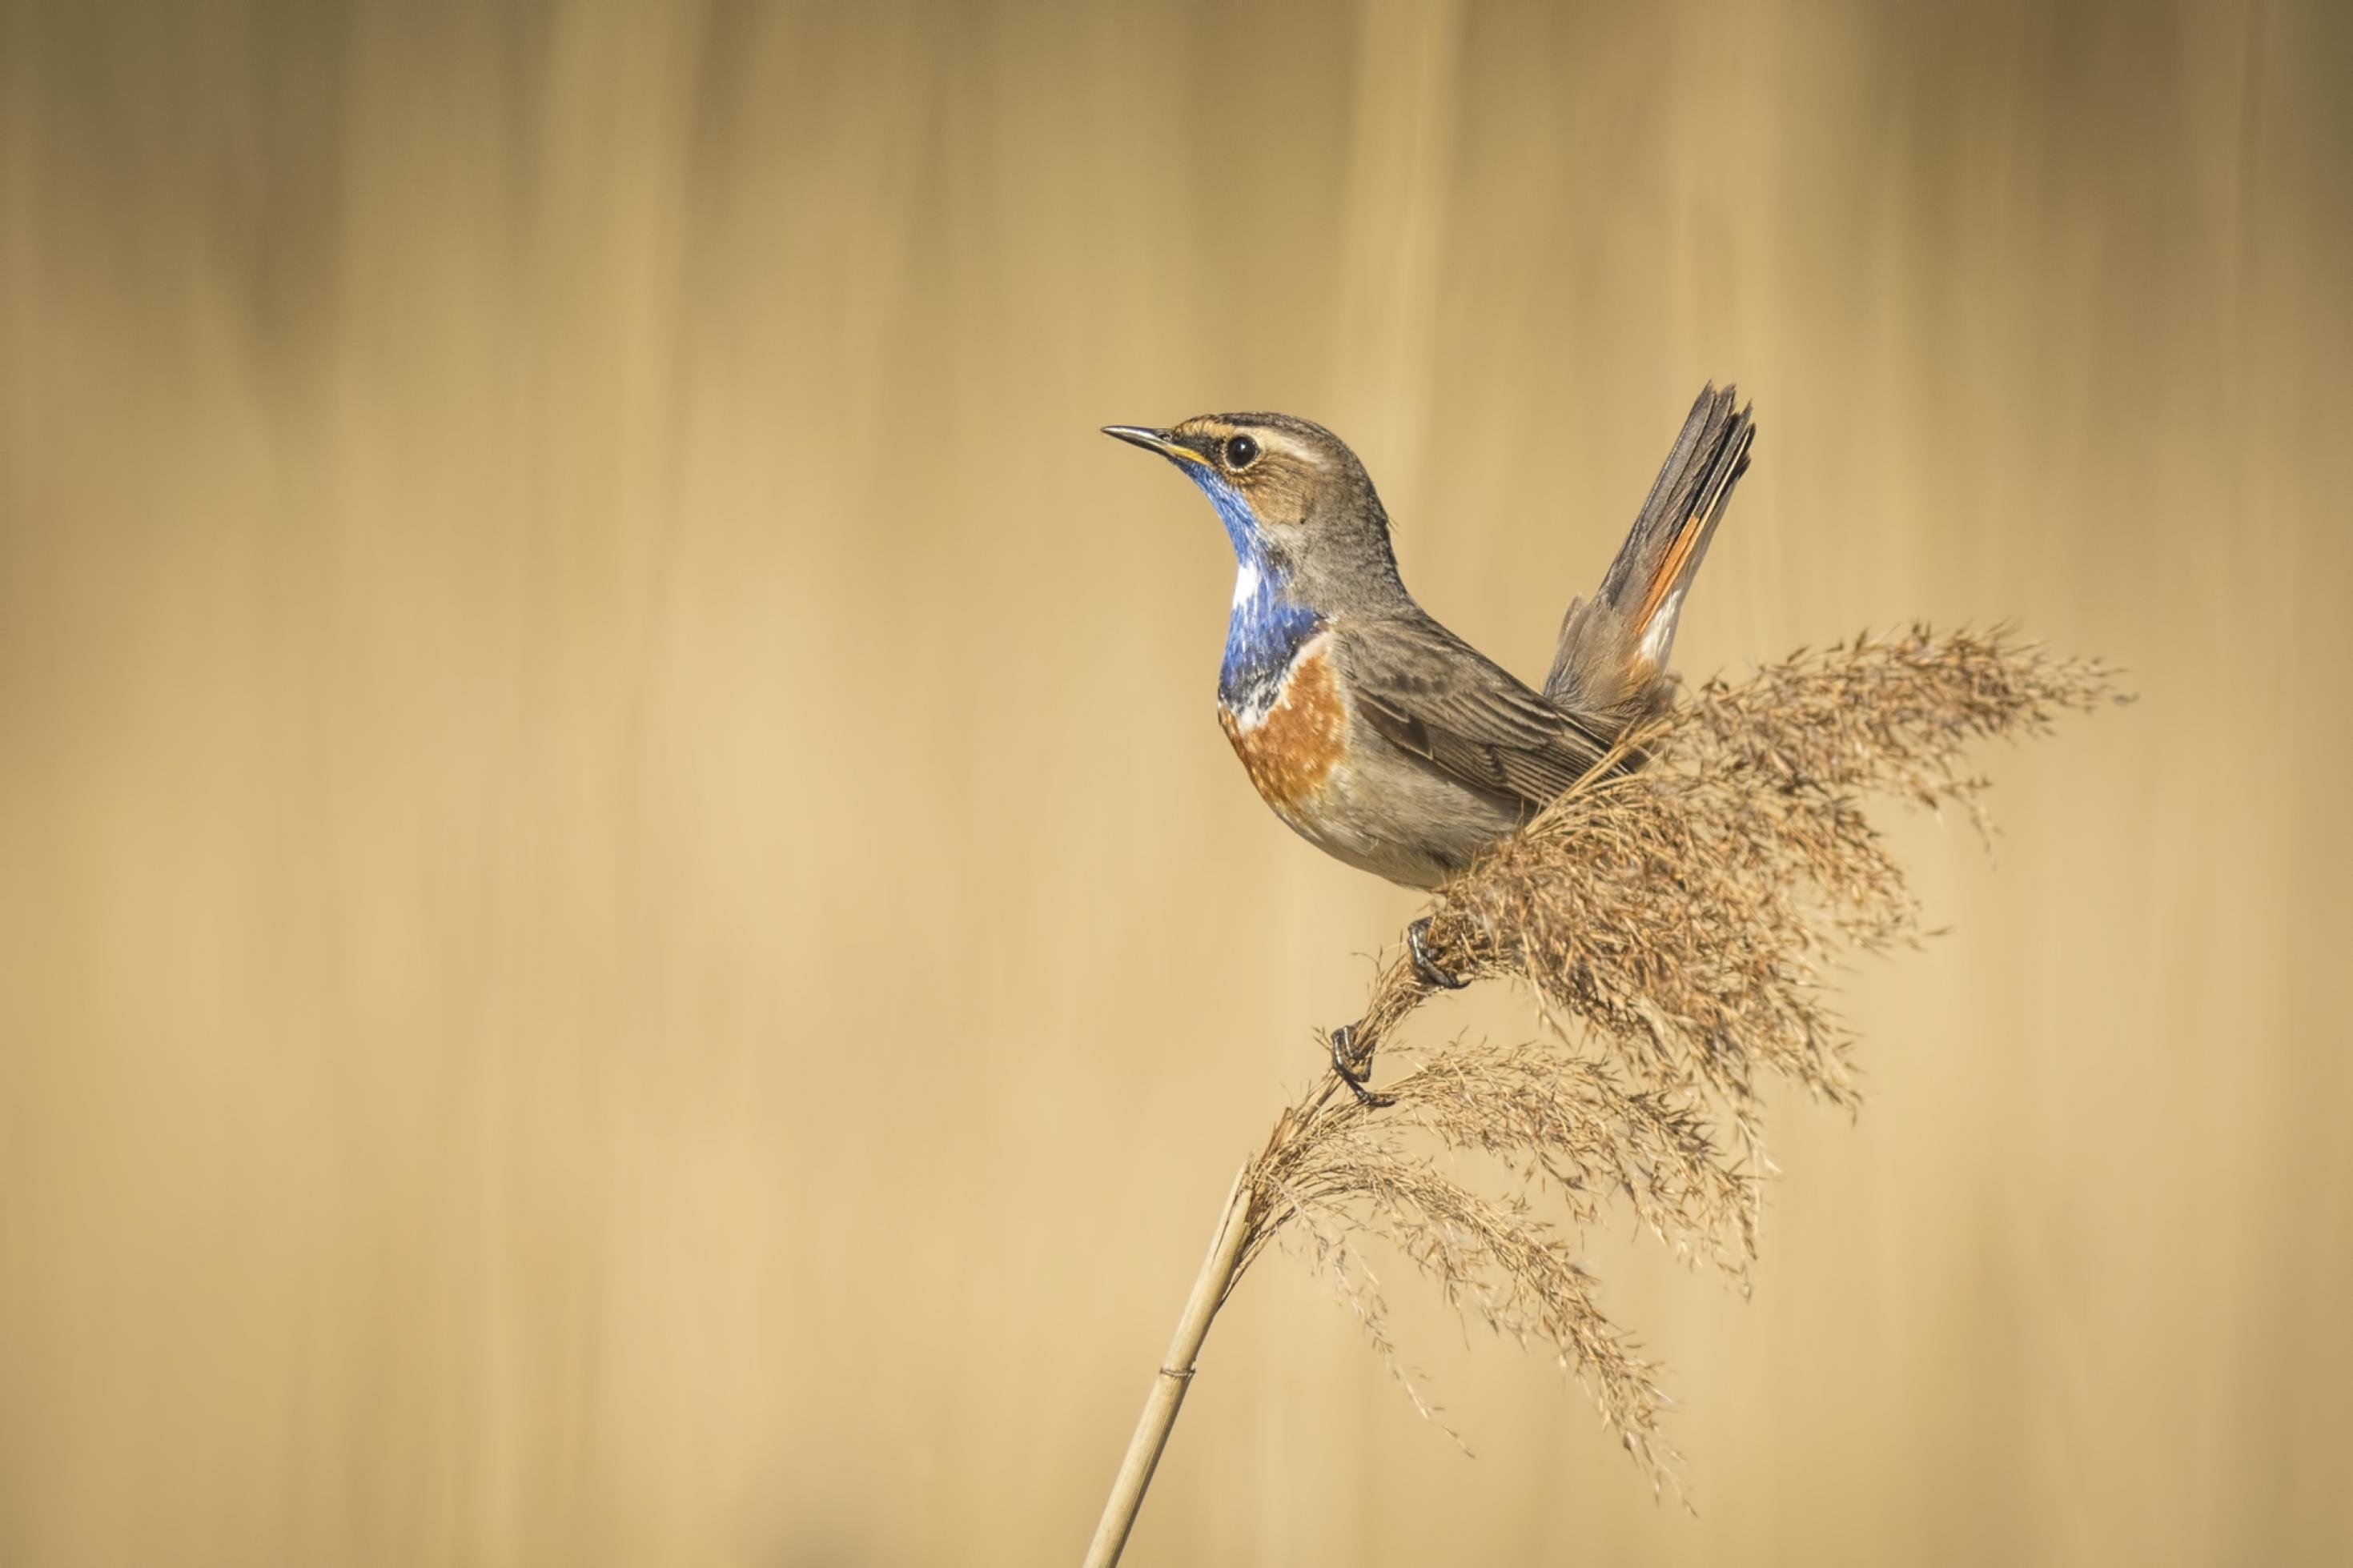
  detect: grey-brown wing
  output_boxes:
[1334,615,1616,812]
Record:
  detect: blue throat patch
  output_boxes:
[1185,468,1322,716]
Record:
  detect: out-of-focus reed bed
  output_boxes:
[8,3,2350,1562]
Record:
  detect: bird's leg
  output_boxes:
[1327,1025,1391,1108]
[1407,916,1471,991]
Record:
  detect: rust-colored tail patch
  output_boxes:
[1633,511,1706,644]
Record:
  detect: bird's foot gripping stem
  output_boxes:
[1407,916,1471,992]
[1327,1025,1392,1108]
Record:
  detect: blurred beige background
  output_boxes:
[4,2,2350,1563]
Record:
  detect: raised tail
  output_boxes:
[1543,383,1754,730]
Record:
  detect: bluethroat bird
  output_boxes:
[1104,387,1753,1091]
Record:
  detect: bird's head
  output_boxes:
[1102,413,1401,602]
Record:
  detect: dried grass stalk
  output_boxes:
[1084,627,2123,1564]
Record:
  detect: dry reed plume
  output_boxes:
[1086,626,2125,1566]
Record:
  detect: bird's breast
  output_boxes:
[1219,634,1350,813]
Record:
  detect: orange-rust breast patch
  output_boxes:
[1219,642,1350,811]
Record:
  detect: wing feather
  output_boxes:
[1335,616,1615,813]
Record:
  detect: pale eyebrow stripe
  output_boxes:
[1259,431,1327,470]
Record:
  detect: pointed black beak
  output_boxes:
[1101,425,1211,468]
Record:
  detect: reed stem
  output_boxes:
[1081,1165,1255,1568]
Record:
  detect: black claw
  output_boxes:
[1327,1025,1391,1107]
[1407,917,1470,991]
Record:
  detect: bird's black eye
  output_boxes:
[1223,434,1261,470]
